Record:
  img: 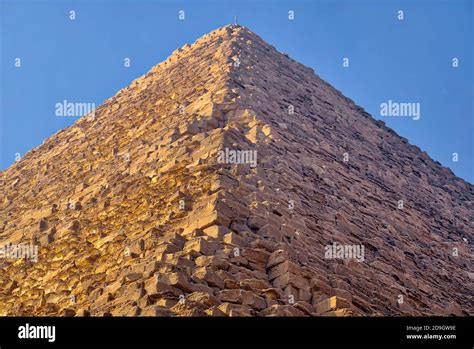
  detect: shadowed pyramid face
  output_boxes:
[0,25,472,317]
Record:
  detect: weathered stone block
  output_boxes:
[203,225,231,238]
[197,211,231,230]
[315,296,351,314]
[144,275,175,297]
[240,278,271,291]
[192,266,225,289]
[159,271,193,292]
[184,237,217,256]
[267,249,289,269]
[268,260,300,281]
[272,272,308,290]
[223,232,245,246]
[141,305,173,317]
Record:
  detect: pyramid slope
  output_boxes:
[0,25,472,316]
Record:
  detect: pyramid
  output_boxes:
[0,25,472,317]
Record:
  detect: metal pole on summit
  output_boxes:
[234,16,238,25]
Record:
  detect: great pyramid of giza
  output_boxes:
[0,25,472,316]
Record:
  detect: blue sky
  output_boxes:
[1,0,472,183]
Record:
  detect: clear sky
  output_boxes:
[1,0,472,183]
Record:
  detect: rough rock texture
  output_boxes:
[0,25,472,317]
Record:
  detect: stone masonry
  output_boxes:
[0,25,472,316]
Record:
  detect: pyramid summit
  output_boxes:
[0,25,472,317]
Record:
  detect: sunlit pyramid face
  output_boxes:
[0,9,471,323]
